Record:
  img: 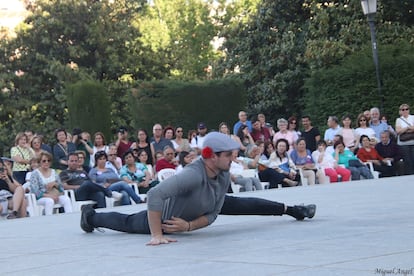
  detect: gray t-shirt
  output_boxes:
[147,158,230,225]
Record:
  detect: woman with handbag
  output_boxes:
[29,151,72,215]
[395,103,414,175]
[266,138,299,187]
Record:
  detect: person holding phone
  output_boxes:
[0,158,28,219]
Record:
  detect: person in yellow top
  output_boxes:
[10,132,35,185]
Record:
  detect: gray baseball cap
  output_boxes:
[202,132,240,152]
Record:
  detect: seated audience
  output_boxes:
[266,138,300,187]
[333,141,373,180]
[356,135,394,177]
[262,141,275,160]
[312,141,351,182]
[301,115,321,152]
[172,126,191,154]
[219,122,244,151]
[30,152,72,215]
[119,150,154,196]
[76,150,90,173]
[355,113,376,146]
[10,132,34,185]
[105,144,122,175]
[273,118,297,154]
[290,138,326,185]
[233,110,253,134]
[324,116,341,146]
[163,126,175,141]
[230,150,263,192]
[288,116,301,141]
[155,146,178,172]
[89,151,143,205]
[90,132,109,168]
[136,149,156,181]
[375,130,403,176]
[370,107,389,141]
[176,149,197,174]
[380,115,397,138]
[131,128,154,166]
[190,122,209,154]
[53,128,76,170]
[60,153,119,209]
[74,131,94,170]
[250,116,272,143]
[115,126,133,162]
[236,124,255,156]
[30,135,47,158]
[0,159,27,219]
[258,113,275,137]
[337,114,357,152]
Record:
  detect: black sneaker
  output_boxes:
[293,204,316,221]
[80,204,96,233]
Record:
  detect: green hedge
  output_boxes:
[129,78,247,133]
[66,80,111,140]
[303,42,414,130]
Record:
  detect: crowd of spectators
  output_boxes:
[1,104,413,219]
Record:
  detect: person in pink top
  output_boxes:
[273,118,297,153]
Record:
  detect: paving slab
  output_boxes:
[1,175,414,276]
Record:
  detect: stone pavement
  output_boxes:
[1,175,414,276]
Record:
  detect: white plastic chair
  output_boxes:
[65,189,97,212]
[29,193,63,215]
[363,162,380,179]
[157,168,176,181]
[24,193,37,217]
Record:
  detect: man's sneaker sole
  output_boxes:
[306,204,316,219]
[80,205,95,233]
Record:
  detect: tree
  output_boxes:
[0,0,166,154]
[216,0,309,121]
[137,0,220,79]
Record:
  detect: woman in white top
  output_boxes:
[90,132,109,168]
[30,152,72,215]
[355,113,376,146]
[312,141,351,182]
[395,103,414,174]
[172,126,191,154]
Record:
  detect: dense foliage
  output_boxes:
[0,0,413,154]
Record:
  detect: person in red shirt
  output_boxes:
[356,135,394,177]
[115,127,133,163]
[250,116,271,143]
[155,146,178,172]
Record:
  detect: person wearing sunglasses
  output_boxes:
[355,113,376,148]
[395,104,414,174]
[29,152,73,215]
[172,127,191,154]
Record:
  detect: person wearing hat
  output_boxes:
[80,132,316,245]
[190,122,208,154]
